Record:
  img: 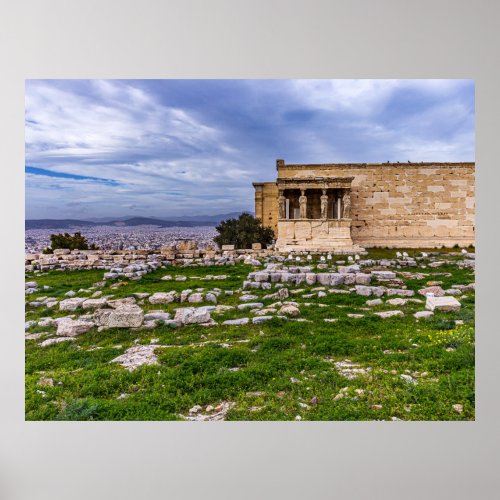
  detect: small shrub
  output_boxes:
[56,399,100,420]
[43,232,98,253]
[214,212,275,249]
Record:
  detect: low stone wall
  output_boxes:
[241,259,420,290]
[24,243,275,273]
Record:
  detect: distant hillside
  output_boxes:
[104,217,216,228]
[86,212,247,224]
[26,212,250,230]
[25,219,98,230]
[171,212,246,223]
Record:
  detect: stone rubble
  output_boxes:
[182,401,236,421]
[111,345,162,371]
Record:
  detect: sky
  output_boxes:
[25,79,475,219]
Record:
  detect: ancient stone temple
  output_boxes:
[253,159,475,251]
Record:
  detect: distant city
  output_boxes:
[24,212,246,252]
[25,225,218,253]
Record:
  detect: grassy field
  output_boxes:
[25,248,475,421]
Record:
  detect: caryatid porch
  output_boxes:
[275,176,357,252]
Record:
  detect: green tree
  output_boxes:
[214,213,275,249]
[43,232,98,253]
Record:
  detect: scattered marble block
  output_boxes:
[425,296,461,312]
[374,310,404,319]
[414,310,434,319]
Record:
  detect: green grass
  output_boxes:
[25,249,475,421]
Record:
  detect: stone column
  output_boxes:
[336,191,342,219]
[320,189,328,219]
[342,189,351,218]
[278,190,286,219]
[299,189,307,219]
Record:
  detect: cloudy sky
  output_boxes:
[25,79,475,219]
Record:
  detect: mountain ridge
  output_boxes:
[25,212,250,230]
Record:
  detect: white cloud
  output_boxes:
[289,79,471,116]
[26,80,222,170]
[25,79,474,218]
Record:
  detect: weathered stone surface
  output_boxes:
[385,289,415,297]
[240,294,259,302]
[252,316,279,324]
[57,318,94,337]
[414,310,434,319]
[38,317,56,327]
[305,273,317,285]
[108,297,137,309]
[205,293,217,303]
[59,297,86,311]
[371,286,386,297]
[254,307,278,316]
[355,273,371,285]
[82,298,108,310]
[177,240,198,251]
[222,318,249,325]
[338,265,360,274]
[425,296,461,312]
[374,310,404,319]
[111,345,160,371]
[371,271,397,280]
[149,291,178,304]
[366,299,383,306]
[342,274,356,285]
[174,307,212,325]
[419,285,445,297]
[237,303,264,310]
[263,287,289,301]
[355,285,373,296]
[317,273,331,285]
[254,272,270,282]
[214,305,235,314]
[279,304,300,317]
[25,320,36,330]
[94,306,144,328]
[386,298,407,306]
[188,293,204,303]
[40,337,76,347]
[144,311,170,321]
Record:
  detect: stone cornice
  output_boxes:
[277,161,475,170]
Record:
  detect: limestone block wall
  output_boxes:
[253,182,279,235]
[255,162,475,248]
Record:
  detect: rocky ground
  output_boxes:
[25,247,475,421]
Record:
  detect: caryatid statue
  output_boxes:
[278,190,286,219]
[320,189,329,219]
[299,189,307,219]
[342,189,351,218]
